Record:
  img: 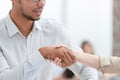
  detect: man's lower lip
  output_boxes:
[36,12,41,15]
[34,11,41,15]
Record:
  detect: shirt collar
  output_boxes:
[34,18,43,31]
[5,14,43,37]
[5,14,19,37]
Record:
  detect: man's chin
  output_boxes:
[29,17,40,21]
[34,18,40,21]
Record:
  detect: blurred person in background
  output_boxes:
[81,41,94,54]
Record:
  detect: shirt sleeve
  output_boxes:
[78,65,98,80]
[99,56,120,73]
[0,49,47,80]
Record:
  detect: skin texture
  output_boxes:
[39,46,76,67]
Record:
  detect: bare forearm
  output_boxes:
[75,51,100,69]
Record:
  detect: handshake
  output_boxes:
[39,45,78,68]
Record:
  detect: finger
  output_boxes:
[62,47,75,65]
[53,57,59,63]
[50,59,53,62]
[60,61,66,68]
[60,46,75,63]
[53,47,69,66]
[55,44,68,49]
[56,46,73,66]
[55,44,63,49]
[65,51,73,66]
[66,48,76,63]
[63,48,74,66]
[59,62,62,67]
[61,50,71,67]
[56,60,62,67]
[53,57,62,65]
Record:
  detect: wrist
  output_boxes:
[74,51,82,61]
[39,48,47,59]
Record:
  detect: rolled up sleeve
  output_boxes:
[99,56,120,73]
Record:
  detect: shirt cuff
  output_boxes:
[99,56,111,73]
[68,62,82,75]
[27,50,47,70]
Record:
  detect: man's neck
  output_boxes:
[10,11,34,37]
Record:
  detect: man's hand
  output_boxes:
[39,46,76,67]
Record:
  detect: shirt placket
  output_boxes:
[26,33,33,58]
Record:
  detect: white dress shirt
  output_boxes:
[0,14,98,80]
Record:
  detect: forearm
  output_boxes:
[75,51,100,70]
[75,51,120,73]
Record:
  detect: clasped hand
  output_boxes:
[39,45,76,68]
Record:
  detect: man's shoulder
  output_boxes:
[39,17,63,28]
[37,17,63,31]
[0,17,6,30]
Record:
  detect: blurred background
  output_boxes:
[1,0,120,80]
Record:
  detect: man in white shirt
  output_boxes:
[0,0,98,80]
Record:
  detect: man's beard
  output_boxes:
[19,0,40,21]
[22,13,40,21]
